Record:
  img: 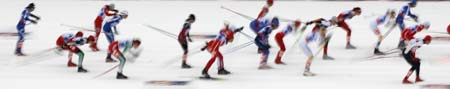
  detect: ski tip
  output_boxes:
[145,80,190,86]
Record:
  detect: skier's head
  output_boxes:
[75,31,83,37]
[132,38,141,48]
[409,0,417,7]
[293,20,301,30]
[271,17,280,29]
[119,10,128,19]
[186,14,196,23]
[423,35,432,45]
[107,3,115,10]
[329,16,338,25]
[26,3,35,12]
[86,35,95,43]
[420,21,431,30]
[353,7,362,16]
[267,0,274,7]
[387,9,396,19]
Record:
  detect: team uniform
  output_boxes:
[178,14,195,69]
[301,18,335,76]
[396,0,418,48]
[400,23,429,49]
[370,10,396,54]
[201,24,242,78]
[401,36,430,84]
[106,39,141,79]
[103,15,123,43]
[396,0,418,31]
[337,7,361,49]
[303,17,337,60]
[255,19,278,69]
[274,21,301,64]
[15,3,39,56]
[55,32,95,73]
[91,4,117,51]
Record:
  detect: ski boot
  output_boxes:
[182,63,192,69]
[67,61,77,67]
[117,72,128,79]
[202,69,211,79]
[217,68,231,75]
[345,43,357,49]
[106,57,117,63]
[322,55,335,60]
[303,71,316,76]
[15,50,26,56]
[258,64,272,70]
[275,61,286,65]
[374,48,385,55]
[415,77,424,83]
[77,67,88,73]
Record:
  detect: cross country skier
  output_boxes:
[301,17,337,76]
[55,31,96,73]
[396,0,419,48]
[401,22,430,49]
[56,31,91,67]
[250,17,279,53]
[200,23,243,79]
[401,35,431,84]
[254,17,279,69]
[274,20,301,64]
[106,38,141,79]
[91,3,118,51]
[103,11,128,62]
[15,3,40,56]
[303,17,338,60]
[370,9,396,55]
[178,14,195,69]
[337,7,361,49]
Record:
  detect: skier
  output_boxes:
[337,7,361,49]
[396,0,419,48]
[303,17,338,60]
[106,38,141,79]
[103,10,128,49]
[178,14,196,69]
[401,35,431,84]
[370,9,396,55]
[254,17,279,69]
[91,3,118,51]
[200,23,243,78]
[401,22,430,49]
[15,3,40,56]
[256,0,273,20]
[274,20,301,64]
[301,17,337,76]
[55,31,96,73]
[56,31,86,67]
[250,17,279,53]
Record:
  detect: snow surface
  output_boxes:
[0,0,449,89]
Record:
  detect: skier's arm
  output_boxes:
[30,14,40,20]
[305,18,325,25]
[257,6,269,20]
[105,7,117,16]
[187,32,193,42]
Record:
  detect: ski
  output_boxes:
[0,32,30,36]
[199,76,224,80]
[433,36,450,41]
[145,80,190,86]
[93,64,119,79]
